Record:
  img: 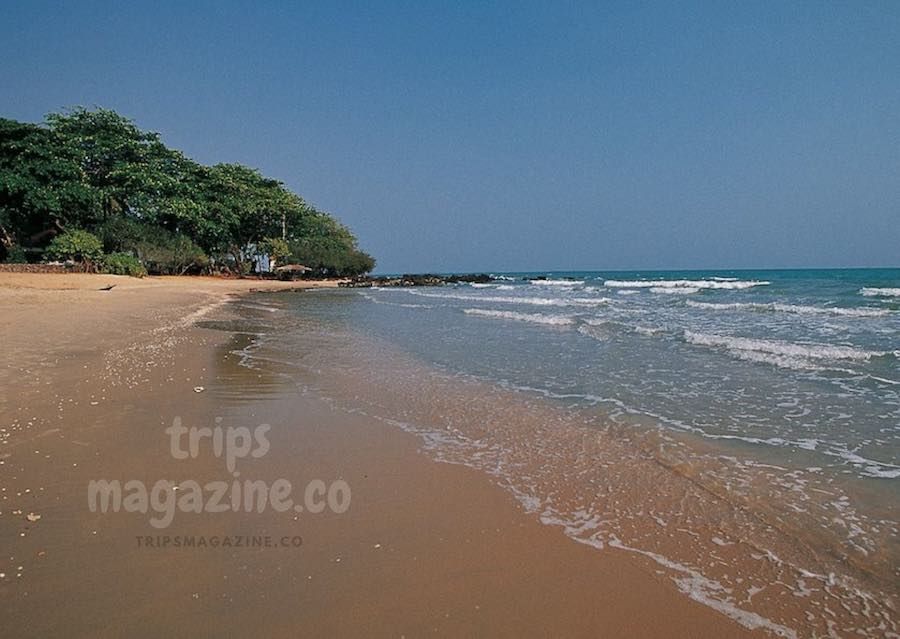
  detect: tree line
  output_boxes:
[0,108,375,276]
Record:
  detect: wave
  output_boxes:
[825,448,900,479]
[860,287,900,297]
[578,319,665,340]
[497,377,900,480]
[651,286,699,294]
[577,320,629,341]
[604,536,799,638]
[463,308,574,326]
[605,278,769,290]
[683,331,888,371]
[470,282,528,290]
[686,300,890,318]
[235,302,279,313]
[684,331,885,361]
[358,291,434,309]
[530,279,583,287]
[406,290,612,307]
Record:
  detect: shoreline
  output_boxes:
[239,287,897,638]
[0,272,754,637]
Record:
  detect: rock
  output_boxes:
[26,512,41,522]
[340,273,500,288]
[193,386,205,393]
[444,273,493,284]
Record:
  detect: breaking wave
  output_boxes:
[463,308,574,326]
[686,300,890,318]
[860,287,900,297]
[406,290,612,307]
[530,279,583,287]
[605,279,769,290]
[683,331,889,371]
[651,286,699,294]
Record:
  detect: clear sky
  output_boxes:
[2,1,897,273]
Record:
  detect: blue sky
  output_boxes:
[2,1,897,272]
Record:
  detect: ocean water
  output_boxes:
[227,268,899,637]
[360,269,900,481]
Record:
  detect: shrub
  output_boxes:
[4,245,28,264]
[101,252,147,277]
[93,217,148,253]
[45,230,103,267]
[136,233,208,275]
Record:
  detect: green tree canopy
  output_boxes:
[289,209,376,277]
[0,118,98,251]
[0,108,374,275]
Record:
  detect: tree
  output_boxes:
[193,163,292,272]
[0,118,98,257]
[45,108,169,219]
[0,108,375,273]
[259,236,290,269]
[289,208,375,276]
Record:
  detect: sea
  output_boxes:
[224,268,899,637]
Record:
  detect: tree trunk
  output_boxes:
[0,224,14,249]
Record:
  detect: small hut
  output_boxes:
[275,264,313,280]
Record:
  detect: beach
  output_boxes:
[5,1,898,635]
[1,273,754,638]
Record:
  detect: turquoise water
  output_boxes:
[353,268,900,481]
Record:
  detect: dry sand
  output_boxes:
[0,273,754,637]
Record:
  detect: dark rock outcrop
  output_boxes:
[339,273,497,288]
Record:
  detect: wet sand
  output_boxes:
[1,273,753,637]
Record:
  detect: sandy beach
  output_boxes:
[5,3,898,635]
[0,273,755,638]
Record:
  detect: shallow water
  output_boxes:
[362,269,900,481]
[228,268,899,637]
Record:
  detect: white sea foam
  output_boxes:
[605,278,769,290]
[651,286,699,294]
[686,300,890,318]
[463,308,574,326]
[683,331,887,371]
[581,318,665,337]
[635,325,665,336]
[860,287,900,297]
[236,302,279,313]
[358,292,434,309]
[406,290,612,307]
[530,279,583,287]
[825,448,900,479]
[606,536,798,638]
[684,331,885,361]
